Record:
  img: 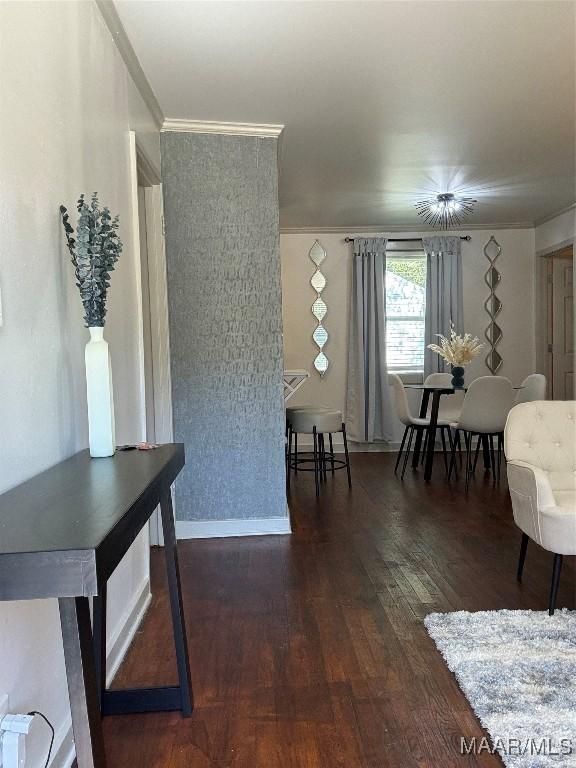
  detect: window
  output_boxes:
[385,253,427,372]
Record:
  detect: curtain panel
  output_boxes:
[346,238,394,443]
[422,236,464,377]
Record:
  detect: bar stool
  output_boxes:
[287,409,352,497]
[285,405,330,472]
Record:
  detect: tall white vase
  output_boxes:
[85,327,116,458]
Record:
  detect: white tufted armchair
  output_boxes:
[505,401,576,614]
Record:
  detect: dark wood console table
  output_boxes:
[0,444,193,768]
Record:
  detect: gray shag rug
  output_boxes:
[425,610,576,768]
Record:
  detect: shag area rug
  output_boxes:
[425,610,576,768]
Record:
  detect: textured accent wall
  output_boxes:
[161,132,286,522]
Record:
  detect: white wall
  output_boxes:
[534,207,576,380]
[0,3,160,765]
[281,228,536,443]
[535,206,575,254]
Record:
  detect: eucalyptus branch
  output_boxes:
[60,193,123,327]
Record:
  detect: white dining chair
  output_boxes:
[389,374,453,479]
[515,373,547,404]
[448,376,515,492]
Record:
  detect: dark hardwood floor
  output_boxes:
[106,453,575,767]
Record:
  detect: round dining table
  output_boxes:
[404,383,523,481]
[404,384,459,481]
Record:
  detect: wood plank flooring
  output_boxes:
[106,453,575,767]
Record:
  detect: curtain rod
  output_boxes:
[344,235,471,243]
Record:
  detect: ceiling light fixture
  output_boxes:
[414,192,477,229]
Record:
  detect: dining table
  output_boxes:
[404,383,523,482]
[404,384,461,481]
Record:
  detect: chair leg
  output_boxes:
[294,432,298,473]
[312,427,320,497]
[395,426,409,474]
[549,553,563,616]
[401,427,415,480]
[342,423,352,489]
[472,435,482,475]
[420,429,429,466]
[287,425,292,491]
[489,434,497,487]
[517,533,529,581]
[497,433,504,483]
[456,431,463,468]
[447,429,458,482]
[319,434,326,482]
[329,433,335,475]
[440,427,448,474]
[464,431,472,494]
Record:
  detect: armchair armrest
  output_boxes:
[506,461,557,547]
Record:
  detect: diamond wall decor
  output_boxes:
[484,235,503,374]
[309,240,329,376]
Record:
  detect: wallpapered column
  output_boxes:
[161,132,286,526]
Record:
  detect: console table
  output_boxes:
[0,444,193,768]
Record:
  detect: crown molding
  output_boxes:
[534,202,576,227]
[95,0,164,129]
[162,118,284,138]
[280,221,535,235]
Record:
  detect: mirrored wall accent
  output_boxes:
[309,240,329,376]
[484,235,503,374]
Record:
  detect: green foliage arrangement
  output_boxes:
[60,194,123,327]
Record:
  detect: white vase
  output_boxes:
[85,327,116,458]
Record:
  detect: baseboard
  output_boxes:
[292,435,399,452]
[49,718,75,768]
[293,436,446,453]
[176,516,292,539]
[51,578,152,767]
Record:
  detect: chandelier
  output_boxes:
[414,192,477,229]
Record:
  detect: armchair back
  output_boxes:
[505,401,576,494]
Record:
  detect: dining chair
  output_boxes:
[469,375,545,477]
[515,373,546,404]
[448,376,515,492]
[389,374,453,479]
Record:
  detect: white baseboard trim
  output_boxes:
[292,435,398,452]
[53,577,152,767]
[293,437,445,453]
[177,516,292,539]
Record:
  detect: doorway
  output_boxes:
[540,245,574,400]
[130,133,174,545]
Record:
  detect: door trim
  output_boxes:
[131,132,174,545]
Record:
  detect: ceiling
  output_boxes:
[115,1,575,229]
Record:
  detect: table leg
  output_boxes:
[412,389,431,468]
[59,597,107,768]
[424,391,441,482]
[92,586,107,705]
[160,491,194,716]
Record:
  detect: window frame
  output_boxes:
[385,249,427,382]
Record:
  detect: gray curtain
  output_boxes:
[423,236,464,376]
[346,238,394,443]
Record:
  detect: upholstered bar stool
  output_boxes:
[285,405,330,473]
[287,409,352,497]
